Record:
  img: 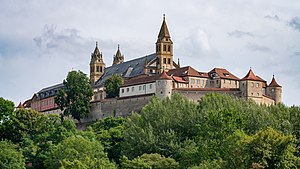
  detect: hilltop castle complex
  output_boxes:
[20,16,282,119]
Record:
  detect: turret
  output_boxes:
[90,42,105,84]
[113,44,124,65]
[156,15,173,73]
[156,71,173,99]
[266,75,282,104]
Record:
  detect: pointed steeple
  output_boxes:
[90,41,105,84]
[158,14,170,38]
[156,15,174,73]
[269,74,281,87]
[113,44,124,65]
[177,58,180,68]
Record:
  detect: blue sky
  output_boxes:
[0,0,300,106]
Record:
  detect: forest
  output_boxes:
[1,93,300,169]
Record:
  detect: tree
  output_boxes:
[44,135,116,169]
[104,74,123,98]
[55,70,93,122]
[90,116,126,163]
[121,153,179,169]
[0,97,14,122]
[0,140,25,169]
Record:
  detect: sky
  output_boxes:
[0,0,300,106]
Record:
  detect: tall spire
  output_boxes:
[158,14,170,38]
[113,44,124,65]
[269,74,281,87]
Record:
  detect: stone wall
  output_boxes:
[81,95,153,123]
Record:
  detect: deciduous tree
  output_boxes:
[104,74,123,98]
[55,70,93,122]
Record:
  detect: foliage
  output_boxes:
[55,70,93,122]
[90,116,126,163]
[0,97,14,122]
[44,135,116,169]
[241,127,300,169]
[104,74,124,98]
[0,140,25,169]
[122,93,198,160]
[121,153,179,169]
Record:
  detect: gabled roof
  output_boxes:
[172,76,188,83]
[167,66,207,78]
[158,16,170,38]
[209,68,240,80]
[95,53,157,87]
[35,83,64,99]
[268,75,281,87]
[122,74,159,87]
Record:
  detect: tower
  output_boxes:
[113,44,124,65]
[266,75,282,104]
[90,42,105,84]
[156,15,173,73]
[239,68,263,102]
[156,71,173,99]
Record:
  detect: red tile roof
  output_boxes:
[172,76,188,83]
[167,66,208,78]
[268,75,281,87]
[159,71,172,80]
[241,69,261,81]
[122,71,172,87]
[209,68,240,80]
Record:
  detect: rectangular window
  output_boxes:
[127,88,129,92]
[163,45,166,51]
[168,58,171,64]
[139,86,142,91]
[256,83,259,88]
[121,89,124,93]
[168,45,171,52]
[132,87,134,92]
[149,84,152,89]
[196,79,200,84]
[100,66,103,72]
[143,85,146,90]
[163,58,166,64]
[96,66,100,72]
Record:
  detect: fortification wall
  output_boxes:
[174,89,240,102]
[81,95,153,123]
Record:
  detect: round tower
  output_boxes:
[266,75,282,104]
[156,71,173,99]
[90,42,105,84]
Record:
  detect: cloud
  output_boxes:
[228,30,254,38]
[178,29,219,59]
[288,17,300,32]
[247,43,271,52]
[264,15,280,21]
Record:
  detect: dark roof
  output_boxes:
[269,75,281,87]
[208,68,240,80]
[122,74,159,87]
[95,53,157,87]
[36,83,64,99]
[175,88,240,91]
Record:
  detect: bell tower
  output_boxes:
[90,42,105,84]
[156,15,173,73]
[113,44,124,65]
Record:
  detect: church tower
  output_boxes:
[90,42,105,84]
[113,44,124,65]
[156,15,173,73]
